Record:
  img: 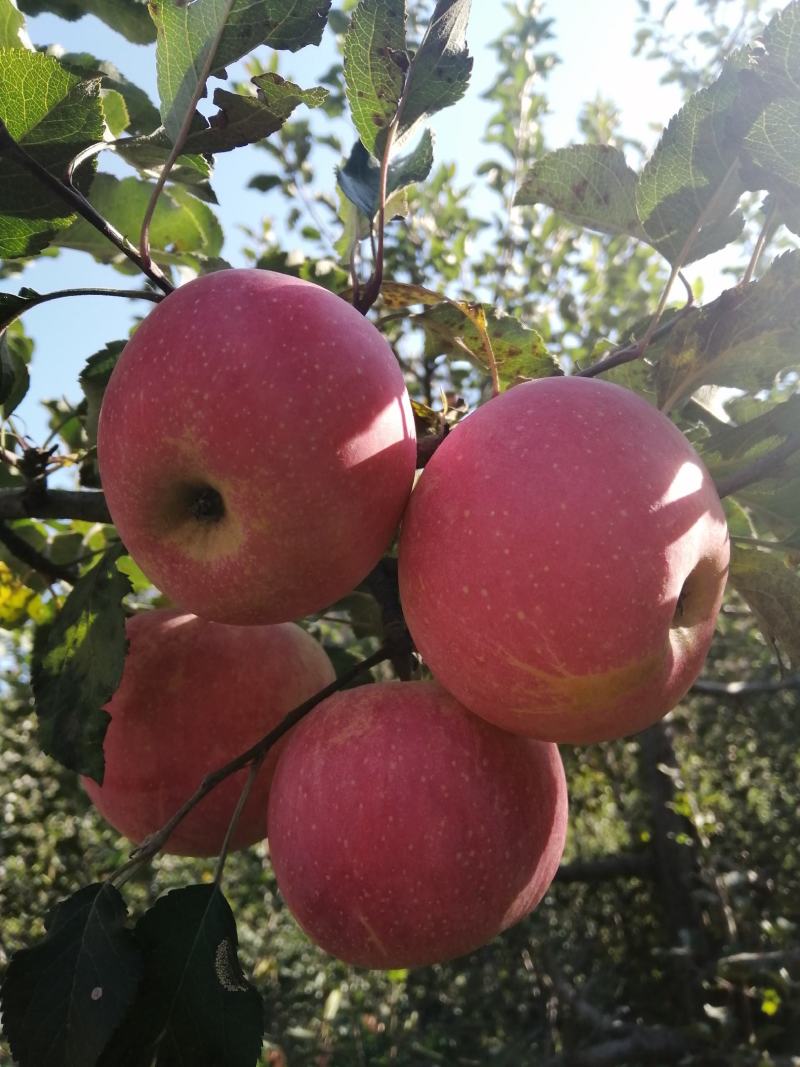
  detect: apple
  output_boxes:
[97,269,417,625]
[398,376,730,744]
[267,680,568,969]
[82,608,335,856]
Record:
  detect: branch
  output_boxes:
[575,309,688,380]
[0,119,173,295]
[111,640,402,882]
[692,673,800,696]
[3,288,162,325]
[0,520,77,583]
[714,432,800,498]
[717,948,800,974]
[0,488,111,523]
[554,851,654,884]
[139,0,236,266]
[540,1025,690,1067]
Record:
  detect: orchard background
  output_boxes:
[0,0,799,1064]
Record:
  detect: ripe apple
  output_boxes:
[82,609,335,856]
[398,376,730,744]
[267,680,568,969]
[97,269,417,625]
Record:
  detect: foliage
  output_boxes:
[0,0,798,1064]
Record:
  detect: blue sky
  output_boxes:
[10,1,704,444]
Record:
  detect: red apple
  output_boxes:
[398,376,730,744]
[98,269,417,625]
[82,609,335,856]
[267,681,568,969]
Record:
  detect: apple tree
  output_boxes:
[0,0,799,1064]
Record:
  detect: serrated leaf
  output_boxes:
[98,885,263,1067]
[150,0,331,144]
[0,49,105,257]
[337,129,434,219]
[31,542,131,781]
[515,144,646,239]
[55,174,223,264]
[414,302,560,387]
[743,96,800,193]
[636,62,766,264]
[0,288,34,331]
[651,251,800,412]
[397,0,472,148]
[113,133,214,190]
[1,883,142,1067]
[0,319,31,415]
[18,0,156,43]
[178,73,328,154]
[0,0,28,48]
[57,52,161,136]
[343,0,406,157]
[101,88,129,137]
[80,341,126,448]
[730,544,800,667]
[751,0,800,97]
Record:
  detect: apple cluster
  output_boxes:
[89,269,730,969]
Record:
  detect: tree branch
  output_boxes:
[111,639,403,882]
[714,432,800,498]
[0,521,77,583]
[0,119,173,295]
[540,1025,690,1066]
[554,850,654,883]
[692,673,800,696]
[0,488,111,523]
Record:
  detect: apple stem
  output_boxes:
[109,639,404,885]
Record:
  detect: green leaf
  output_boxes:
[635,63,766,264]
[31,543,131,781]
[515,144,646,239]
[0,560,51,629]
[80,341,126,448]
[0,49,105,257]
[98,885,264,1067]
[0,883,142,1067]
[343,0,406,157]
[57,52,161,136]
[17,0,156,44]
[337,130,434,219]
[185,73,328,154]
[651,251,800,411]
[397,0,472,149]
[55,174,223,264]
[0,288,33,331]
[743,96,800,194]
[414,302,560,387]
[0,0,28,49]
[730,544,800,667]
[101,88,129,138]
[0,319,32,416]
[751,0,800,97]
[150,0,331,145]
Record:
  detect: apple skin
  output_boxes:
[98,269,417,625]
[82,609,335,857]
[398,376,730,744]
[267,681,568,969]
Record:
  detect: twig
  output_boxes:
[139,0,236,265]
[0,520,77,583]
[1,288,162,329]
[714,432,800,498]
[0,119,173,295]
[575,310,687,379]
[554,850,654,883]
[110,641,398,883]
[692,673,800,696]
[0,488,111,523]
[213,756,264,887]
[741,199,779,287]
